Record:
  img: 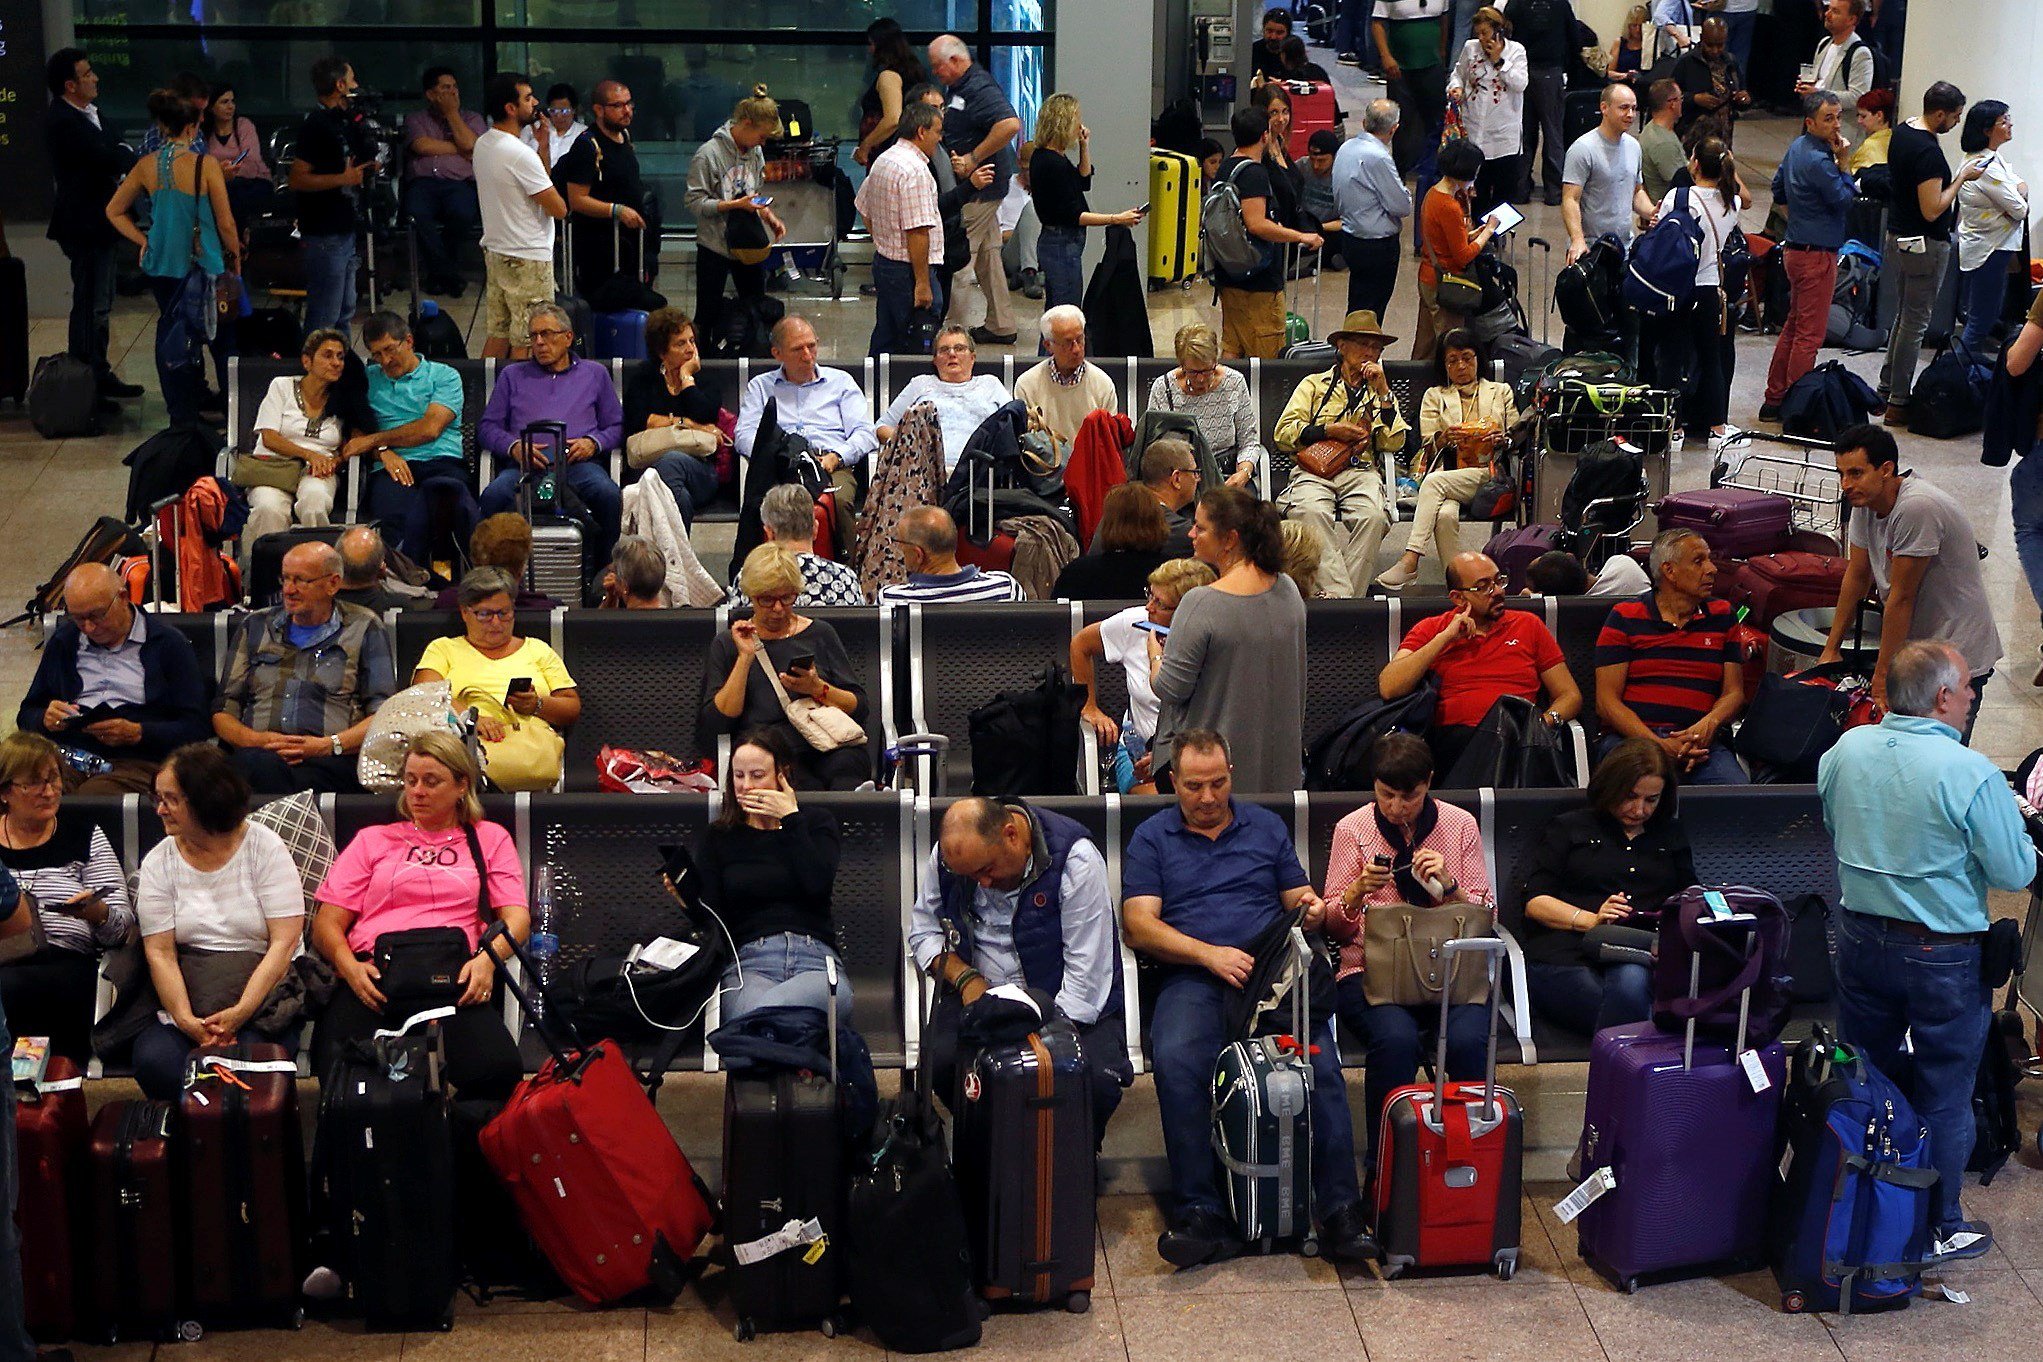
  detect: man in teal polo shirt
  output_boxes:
[343,310,479,567]
[1817,640,2036,1263]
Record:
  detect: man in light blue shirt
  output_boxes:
[1331,98,1413,319]
[734,314,878,549]
[1817,640,2035,1262]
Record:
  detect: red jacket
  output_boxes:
[1065,409,1133,548]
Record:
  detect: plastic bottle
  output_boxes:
[530,863,559,1015]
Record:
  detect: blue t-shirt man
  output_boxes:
[365,356,466,465]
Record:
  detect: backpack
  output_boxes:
[1968,1006,2027,1187]
[1651,885,1792,1048]
[1907,344,1990,440]
[1554,235,1626,343]
[1839,37,1894,98]
[27,353,100,440]
[707,293,785,360]
[1558,437,1645,552]
[1134,390,1223,486]
[1779,360,1881,441]
[1303,678,1438,792]
[1199,159,1268,283]
[1622,187,1704,316]
[2,515,145,630]
[967,665,1087,796]
[1826,240,1884,350]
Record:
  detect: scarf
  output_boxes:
[1373,796,1442,904]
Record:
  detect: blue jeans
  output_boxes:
[366,464,480,567]
[867,255,943,358]
[301,231,358,334]
[1595,732,1746,785]
[1037,224,1086,316]
[403,176,481,284]
[2010,451,2043,630]
[147,275,204,429]
[1448,0,1482,52]
[653,449,721,525]
[1336,976,1489,1167]
[132,1019,302,1102]
[1526,958,1653,1037]
[1151,970,1361,1222]
[480,457,623,584]
[718,931,854,1026]
[1335,0,1377,62]
[1722,11,1758,76]
[60,240,118,380]
[1959,251,2011,353]
[1832,906,1987,1233]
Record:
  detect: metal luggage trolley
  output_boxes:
[1712,435,1846,547]
[1527,379,1679,536]
[761,137,851,301]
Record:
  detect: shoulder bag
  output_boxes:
[1424,216,1487,316]
[156,147,217,378]
[1293,374,1380,479]
[372,823,493,1013]
[461,688,565,793]
[625,423,720,471]
[763,660,866,753]
[1359,901,1494,1007]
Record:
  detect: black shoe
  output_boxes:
[1337,51,1362,66]
[1318,1202,1379,1263]
[1542,186,1563,207]
[95,396,122,417]
[969,326,1019,345]
[1757,403,1783,423]
[1158,1207,1236,1269]
[99,377,145,400]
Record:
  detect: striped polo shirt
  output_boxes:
[1594,594,1737,731]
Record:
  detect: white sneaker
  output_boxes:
[1668,429,1687,453]
[301,1265,344,1301]
[1709,426,1751,455]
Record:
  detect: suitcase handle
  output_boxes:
[517,420,571,478]
[478,919,593,1082]
[1435,938,1505,1128]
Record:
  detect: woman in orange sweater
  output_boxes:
[1415,138,1496,362]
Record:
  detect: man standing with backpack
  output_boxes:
[1795,0,1878,148]
[1210,107,1324,360]
[1880,82,1988,428]
[1759,91,1857,425]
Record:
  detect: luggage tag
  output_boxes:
[1934,1282,1972,1305]
[1739,1050,1772,1094]
[1551,1167,1616,1224]
[1701,890,1733,921]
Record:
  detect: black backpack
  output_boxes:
[1559,438,1645,551]
[1780,360,1881,441]
[1968,1006,2026,1187]
[1554,235,1626,345]
[967,665,1087,796]
[28,354,100,440]
[1303,679,1438,792]
[709,293,785,360]
[1907,345,1990,440]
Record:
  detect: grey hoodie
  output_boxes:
[684,121,765,258]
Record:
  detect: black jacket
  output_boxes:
[1080,226,1153,359]
[1982,353,2043,468]
[44,99,133,249]
[18,613,213,761]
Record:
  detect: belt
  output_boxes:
[1780,241,1834,253]
[1844,908,1981,944]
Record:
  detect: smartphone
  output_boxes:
[1137,202,1150,214]
[788,652,816,673]
[507,677,535,695]
[1132,620,1170,636]
[657,842,695,884]
[1371,854,1393,868]
[751,194,774,207]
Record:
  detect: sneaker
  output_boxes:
[301,1264,345,1300]
[1756,403,1783,424]
[1709,425,1751,455]
[99,377,145,400]
[1375,560,1418,591]
[1337,51,1362,66]
[1158,1206,1236,1269]
[1668,428,1686,453]
[1931,1220,1994,1263]
[969,325,1019,345]
[1020,268,1045,300]
[1318,1201,1379,1263]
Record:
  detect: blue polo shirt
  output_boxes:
[366,356,465,464]
[1124,801,1307,954]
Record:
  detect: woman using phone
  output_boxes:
[1070,558,1216,794]
[1028,93,1145,314]
[1517,739,1694,1037]
[687,727,848,1023]
[1448,7,1530,219]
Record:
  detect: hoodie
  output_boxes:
[683,121,765,259]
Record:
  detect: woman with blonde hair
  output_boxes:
[684,84,789,351]
[1608,6,1650,87]
[1071,557,1217,793]
[1028,93,1144,313]
[1281,518,1333,599]
[1143,323,1263,488]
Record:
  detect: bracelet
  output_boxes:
[954,967,984,991]
[610,202,620,220]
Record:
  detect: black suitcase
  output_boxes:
[1,255,27,404]
[247,525,346,606]
[29,353,101,440]
[85,1101,185,1343]
[316,1020,459,1332]
[554,219,594,356]
[720,965,845,1340]
[952,1024,1096,1311]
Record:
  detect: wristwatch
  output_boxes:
[330,734,345,757]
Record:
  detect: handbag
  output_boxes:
[625,423,719,471]
[1359,902,1494,1007]
[461,688,566,793]
[358,680,470,792]
[1295,438,1363,480]
[155,148,216,377]
[762,662,866,753]
[0,893,48,966]
[231,451,305,495]
[372,927,473,1013]
[1425,224,1485,314]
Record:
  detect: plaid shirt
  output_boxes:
[216,603,397,737]
[855,140,943,266]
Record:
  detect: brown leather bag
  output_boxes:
[1294,439,1364,480]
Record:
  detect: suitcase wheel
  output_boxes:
[1300,1235,1320,1260]
[1064,1291,1090,1315]
[819,1311,848,1339]
[734,1317,756,1343]
[178,1320,205,1342]
[1495,1256,1517,1282]
[1619,1276,1641,1296]
[1781,1291,1806,1314]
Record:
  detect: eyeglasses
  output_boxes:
[152,790,185,809]
[466,607,514,622]
[752,593,798,608]
[280,572,337,587]
[64,602,118,627]
[1455,576,1505,595]
[528,327,570,340]
[597,99,635,109]
[1143,589,1178,608]
[7,775,61,794]
[934,343,974,355]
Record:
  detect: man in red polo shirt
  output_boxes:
[1379,550,1583,777]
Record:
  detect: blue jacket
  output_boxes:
[17,613,212,761]
[1817,713,2037,934]
[1770,132,1858,250]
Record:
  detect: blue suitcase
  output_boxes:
[592,311,649,360]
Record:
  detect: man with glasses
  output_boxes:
[1377,550,1583,779]
[556,78,665,311]
[477,301,625,593]
[346,310,480,569]
[213,542,397,794]
[735,315,878,552]
[1014,305,1117,461]
[1136,439,1201,558]
[16,564,210,794]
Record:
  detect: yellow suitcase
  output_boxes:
[1148,150,1201,288]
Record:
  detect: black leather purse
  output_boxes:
[370,824,491,1012]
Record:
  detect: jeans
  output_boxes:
[0,949,99,1065]
[403,176,482,285]
[1650,287,1733,432]
[1335,976,1489,1167]
[867,255,943,358]
[133,1020,300,1102]
[1832,905,1987,1233]
[2009,451,2043,630]
[147,276,204,429]
[1879,234,1952,410]
[1343,233,1401,318]
[1334,0,1377,62]
[480,458,623,584]
[1526,958,1653,1037]
[1151,970,1361,1222]
[0,1060,33,1362]
[1448,0,1482,53]
[301,231,359,334]
[1961,670,1990,747]
[1764,247,1839,407]
[1722,11,1758,77]
[1037,224,1086,314]
[717,932,854,1027]
[1958,250,2012,353]
[653,448,721,525]
[696,246,767,355]
[60,240,118,381]
[366,465,482,568]
[1595,731,1745,784]
[1520,66,1567,194]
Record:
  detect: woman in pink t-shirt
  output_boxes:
[310,732,529,1097]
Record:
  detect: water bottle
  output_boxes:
[530,863,559,1016]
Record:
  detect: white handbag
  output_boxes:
[762,664,866,753]
[625,423,718,471]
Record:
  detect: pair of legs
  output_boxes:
[1036,223,1086,314]
[1525,957,1652,1037]
[1519,66,1567,198]
[696,245,768,352]
[481,250,554,361]
[1343,233,1400,318]
[1594,731,1745,785]
[867,255,946,357]
[242,477,338,568]
[1279,465,1390,599]
[1333,0,1377,63]
[1381,463,1486,584]
[2008,452,2043,640]
[1471,154,1521,222]
[60,757,161,797]
[146,276,206,429]
[230,747,364,795]
[367,466,482,570]
[0,949,99,1066]
[715,931,854,1027]
[1878,234,1952,416]
[1411,276,1468,364]
[134,1020,301,1101]
[300,231,359,335]
[1958,250,2014,354]
[59,240,119,386]
[653,449,721,524]
[1334,976,1489,1174]
[479,458,624,585]
[403,176,481,290]
[960,199,1015,338]
[1762,247,1839,409]
[1218,286,1285,360]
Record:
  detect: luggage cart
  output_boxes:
[761,141,850,301]
[1528,384,1677,535]
[1712,432,1845,545]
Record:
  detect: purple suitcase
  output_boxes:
[1483,524,1566,593]
[1652,489,1794,560]
[1571,922,1785,1292]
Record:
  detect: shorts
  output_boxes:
[483,250,556,346]
[1219,286,1285,359]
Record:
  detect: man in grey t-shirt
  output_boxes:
[1561,83,1657,263]
[1821,424,2002,742]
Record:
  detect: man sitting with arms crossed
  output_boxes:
[1122,729,1375,1268]
[1378,550,1582,779]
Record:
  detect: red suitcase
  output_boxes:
[1653,488,1795,560]
[18,1055,87,1342]
[85,1100,187,1343]
[179,1043,306,1327]
[476,924,716,1305]
[1282,79,1340,161]
[1373,939,1522,1280]
[1723,551,1846,632]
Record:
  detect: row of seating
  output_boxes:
[150,595,1618,795]
[62,783,1841,1081]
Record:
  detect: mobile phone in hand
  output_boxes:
[1132,620,1170,636]
[788,652,816,673]
[507,677,535,696]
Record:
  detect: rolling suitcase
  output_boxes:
[554,219,594,356]
[1483,522,1566,593]
[1280,244,1328,359]
[721,960,846,1340]
[1651,488,1795,560]
[477,922,716,1307]
[1563,88,1603,149]
[1723,551,1846,632]
[179,1043,305,1327]
[1282,79,1340,161]
[1212,926,1317,1256]
[1374,938,1522,1280]
[1572,917,1786,1292]
[953,1014,1096,1308]
[591,222,651,359]
[514,419,591,604]
[1147,150,1201,287]
[85,1100,186,1343]
[18,1055,87,1342]
[317,1014,459,1332]
[1,255,27,405]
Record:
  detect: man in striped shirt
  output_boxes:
[1592,528,1747,784]
[876,507,1025,605]
[855,99,945,358]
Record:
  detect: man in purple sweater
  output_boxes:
[477,301,624,589]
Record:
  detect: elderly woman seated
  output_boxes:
[875,323,1013,474]
[1143,322,1264,488]
[412,567,582,793]
[1376,330,1520,591]
[701,544,871,790]
[601,536,669,609]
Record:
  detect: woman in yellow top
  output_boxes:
[1848,88,1895,177]
[1375,330,1519,591]
[411,567,581,792]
